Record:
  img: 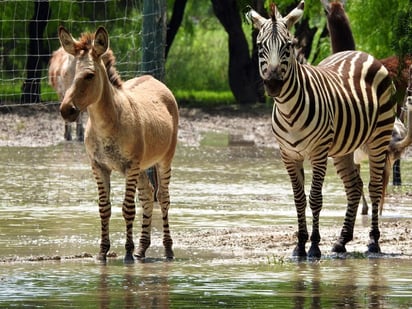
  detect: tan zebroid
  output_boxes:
[58,26,179,262]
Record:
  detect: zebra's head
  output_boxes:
[246,1,304,97]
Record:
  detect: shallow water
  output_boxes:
[0,143,411,308]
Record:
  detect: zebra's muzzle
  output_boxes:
[263,79,283,97]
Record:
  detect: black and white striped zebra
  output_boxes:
[247,1,396,258]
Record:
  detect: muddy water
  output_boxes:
[0,142,411,308]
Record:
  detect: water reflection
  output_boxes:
[292,262,321,309]
[0,253,410,307]
[98,261,171,309]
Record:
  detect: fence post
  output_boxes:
[141,0,167,81]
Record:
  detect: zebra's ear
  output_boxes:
[58,26,77,56]
[245,7,267,30]
[284,0,304,29]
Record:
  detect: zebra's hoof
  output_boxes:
[97,253,107,263]
[135,249,146,261]
[165,248,174,260]
[124,252,135,264]
[292,244,307,258]
[332,241,347,253]
[308,244,321,259]
[367,242,381,253]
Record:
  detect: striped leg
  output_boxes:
[122,165,140,263]
[366,104,395,252]
[136,170,155,259]
[157,164,174,259]
[92,163,112,262]
[283,157,308,258]
[332,154,363,253]
[367,152,387,253]
[307,156,329,258]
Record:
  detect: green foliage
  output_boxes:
[346,0,411,58]
[2,0,410,106]
[392,3,412,58]
[0,1,142,81]
[165,6,231,93]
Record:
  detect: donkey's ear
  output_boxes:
[93,26,109,57]
[58,26,77,56]
[245,7,267,30]
[284,0,304,29]
[320,0,330,14]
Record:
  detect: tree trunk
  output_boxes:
[212,0,263,104]
[21,0,51,104]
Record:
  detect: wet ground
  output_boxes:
[0,106,411,308]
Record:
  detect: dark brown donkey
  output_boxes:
[58,26,179,262]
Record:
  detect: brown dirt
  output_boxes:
[0,104,411,261]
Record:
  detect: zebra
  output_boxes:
[246,1,396,258]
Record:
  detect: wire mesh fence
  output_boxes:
[0,0,166,106]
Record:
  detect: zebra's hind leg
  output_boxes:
[366,153,388,254]
[332,154,362,253]
[283,158,308,258]
[136,171,155,260]
[157,163,174,260]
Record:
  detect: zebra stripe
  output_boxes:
[248,1,396,258]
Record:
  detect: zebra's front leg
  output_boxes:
[92,163,112,262]
[332,154,362,253]
[284,158,308,258]
[157,164,174,260]
[307,158,328,259]
[135,171,155,260]
[122,166,140,263]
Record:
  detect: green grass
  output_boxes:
[174,89,236,107]
[1,80,235,107]
[0,80,58,104]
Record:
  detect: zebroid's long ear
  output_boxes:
[93,26,109,58]
[283,1,304,30]
[245,6,267,30]
[58,26,77,56]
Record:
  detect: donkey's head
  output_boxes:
[246,1,304,97]
[320,0,355,53]
[58,26,109,122]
